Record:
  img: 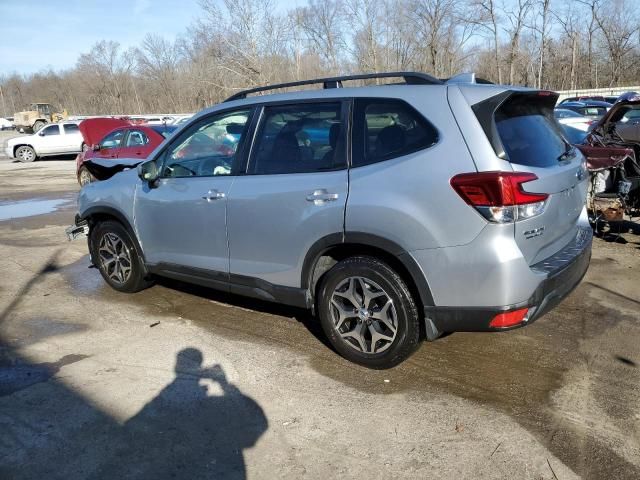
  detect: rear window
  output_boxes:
[494,97,567,167]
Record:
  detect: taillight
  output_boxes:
[450,172,548,223]
[489,308,529,328]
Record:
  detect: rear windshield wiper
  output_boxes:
[558,142,576,162]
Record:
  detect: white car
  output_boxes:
[554,108,595,132]
[0,117,14,130]
[4,122,84,162]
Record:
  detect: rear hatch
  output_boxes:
[475,91,588,265]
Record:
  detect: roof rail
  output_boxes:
[224,71,443,102]
[444,72,494,85]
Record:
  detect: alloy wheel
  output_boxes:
[79,169,92,186]
[330,276,398,354]
[98,232,132,285]
[17,148,35,162]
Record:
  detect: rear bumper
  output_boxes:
[425,226,592,332]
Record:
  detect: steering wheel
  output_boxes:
[165,163,197,177]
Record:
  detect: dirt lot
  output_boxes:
[0,129,639,479]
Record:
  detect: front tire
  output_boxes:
[78,166,95,186]
[317,256,421,369]
[33,121,46,132]
[15,145,37,162]
[89,220,153,293]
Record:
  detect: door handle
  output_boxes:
[202,189,226,202]
[306,189,339,205]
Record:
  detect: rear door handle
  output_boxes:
[306,189,339,205]
[202,189,226,202]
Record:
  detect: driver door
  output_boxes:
[134,108,254,275]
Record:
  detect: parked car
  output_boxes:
[560,100,612,119]
[76,118,176,185]
[68,72,592,369]
[554,108,595,131]
[0,117,14,130]
[4,122,83,162]
[559,95,618,104]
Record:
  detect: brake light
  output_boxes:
[489,308,529,328]
[450,172,548,223]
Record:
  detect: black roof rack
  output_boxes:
[224,71,443,102]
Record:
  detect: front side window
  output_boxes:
[353,99,439,167]
[63,123,79,133]
[41,125,60,136]
[249,102,345,175]
[162,109,251,178]
[100,130,125,149]
[126,130,149,147]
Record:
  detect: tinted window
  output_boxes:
[41,125,60,136]
[101,130,125,149]
[162,109,250,178]
[353,99,438,167]
[249,103,345,175]
[495,97,568,167]
[63,123,79,133]
[126,130,149,147]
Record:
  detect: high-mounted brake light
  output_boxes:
[450,172,548,223]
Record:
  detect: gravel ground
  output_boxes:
[0,133,639,479]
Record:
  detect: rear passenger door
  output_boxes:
[118,128,149,158]
[61,123,82,152]
[226,100,349,289]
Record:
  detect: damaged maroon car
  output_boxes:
[568,93,640,223]
[76,117,176,186]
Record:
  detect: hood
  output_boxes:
[591,99,640,133]
[78,117,131,146]
[83,157,144,181]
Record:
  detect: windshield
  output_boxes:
[495,96,568,167]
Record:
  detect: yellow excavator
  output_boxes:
[13,103,68,132]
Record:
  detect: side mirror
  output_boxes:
[92,144,101,151]
[38,131,45,136]
[137,161,159,185]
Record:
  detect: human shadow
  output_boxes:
[1,346,267,480]
[99,348,268,479]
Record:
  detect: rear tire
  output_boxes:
[89,220,153,293]
[15,145,36,162]
[33,121,46,132]
[317,256,421,369]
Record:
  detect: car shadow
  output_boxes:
[154,276,334,351]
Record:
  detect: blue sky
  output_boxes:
[0,0,203,76]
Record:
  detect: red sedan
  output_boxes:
[77,118,176,185]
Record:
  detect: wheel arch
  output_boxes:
[302,232,435,312]
[81,206,148,270]
[13,143,35,157]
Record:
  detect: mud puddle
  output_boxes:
[0,195,75,221]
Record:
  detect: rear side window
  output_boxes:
[126,129,149,147]
[353,99,438,167]
[494,96,568,167]
[63,123,79,133]
[249,102,345,175]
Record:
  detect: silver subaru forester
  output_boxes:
[69,72,592,369]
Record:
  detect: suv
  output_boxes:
[68,72,592,369]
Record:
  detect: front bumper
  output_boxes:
[65,214,89,241]
[425,226,593,333]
